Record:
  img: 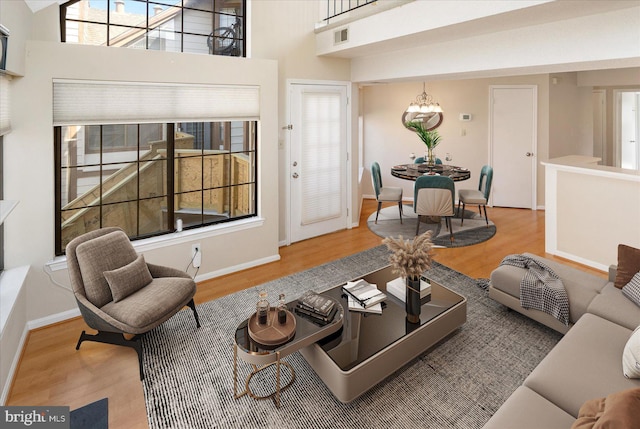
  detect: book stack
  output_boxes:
[295,291,337,325]
[342,279,387,314]
[386,276,432,305]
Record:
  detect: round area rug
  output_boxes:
[367,204,496,248]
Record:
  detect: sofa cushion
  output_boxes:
[524,313,640,417]
[571,388,640,429]
[482,386,575,429]
[100,277,196,333]
[103,254,153,303]
[490,253,607,323]
[75,230,139,307]
[621,272,640,307]
[614,244,640,289]
[587,283,640,331]
[623,326,640,379]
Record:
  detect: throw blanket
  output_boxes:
[500,254,570,326]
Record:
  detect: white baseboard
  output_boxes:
[550,250,608,273]
[1,324,28,405]
[26,308,81,331]
[193,253,281,283]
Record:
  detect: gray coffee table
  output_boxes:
[299,265,467,403]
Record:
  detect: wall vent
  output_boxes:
[334,28,348,45]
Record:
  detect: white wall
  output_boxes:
[549,72,594,159]
[0,0,32,75]
[545,160,640,270]
[250,0,354,241]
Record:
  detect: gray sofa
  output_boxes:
[483,253,640,428]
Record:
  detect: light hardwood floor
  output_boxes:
[6,200,606,428]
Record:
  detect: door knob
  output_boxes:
[293,161,298,166]
[526,152,534,157]
[292,172,299,179]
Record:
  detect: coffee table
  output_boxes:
[233,297,344,407]
[299,265,467,403]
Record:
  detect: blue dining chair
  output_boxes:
[457,165,493,226]
[414,175,455,241]
[371,162,403,224]
[414,156,442,165]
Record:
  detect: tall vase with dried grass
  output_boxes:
[382,231,435,323]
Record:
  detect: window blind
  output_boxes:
[52,80,260,126]
[300,91,343,225]
[0,74,11,136]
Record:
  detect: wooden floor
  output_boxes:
[6,200,605,428]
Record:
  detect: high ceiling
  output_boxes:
[23,0,65,13]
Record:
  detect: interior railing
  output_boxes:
[324,0,377,22]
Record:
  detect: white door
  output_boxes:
[490,85,537,209]
[619,91,640,170]
[289,83,348,243]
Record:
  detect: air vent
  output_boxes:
[334,28,348,45]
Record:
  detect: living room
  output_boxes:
[1,0,639,427]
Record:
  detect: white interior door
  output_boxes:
[490,85,537,209]
[619,91,640,170]
[289,83,348,243]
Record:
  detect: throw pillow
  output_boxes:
[571,388,640,429]
[622,325,640,379]
[614,244,640,289]
[103,254,153,302]
[622,272,640,307]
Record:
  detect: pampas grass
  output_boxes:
[382,231,435,280]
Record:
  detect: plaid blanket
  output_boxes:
[499,254,570,326]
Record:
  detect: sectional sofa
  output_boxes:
[483,250,640,428]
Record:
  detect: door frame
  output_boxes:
[488,84,538,210]
[592,89,607,165]
[284,79,352,246]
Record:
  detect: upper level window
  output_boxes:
[60,0,245,57]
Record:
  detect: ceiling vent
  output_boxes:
[334,28,348,45]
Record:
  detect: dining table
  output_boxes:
[390,163,471,225]
[390,163,471,182]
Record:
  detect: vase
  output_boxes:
[406,276,421,324]
[426,147,435,166]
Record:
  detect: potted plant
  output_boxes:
[383,231,435,323]
[406,121,442,166]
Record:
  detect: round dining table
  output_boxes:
[390,164,471,182]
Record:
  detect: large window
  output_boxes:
[55,121,256,255]
[61,0,245,57]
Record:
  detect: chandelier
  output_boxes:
[406,83,443,114]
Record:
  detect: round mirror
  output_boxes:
[402,111,444,131]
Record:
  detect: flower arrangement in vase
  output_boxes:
[405,121,442,166]
[382,231,435,323]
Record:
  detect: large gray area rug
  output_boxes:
[368,205,496,248]
[142,246,560,429]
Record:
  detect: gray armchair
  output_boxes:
[66,227,200,380]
